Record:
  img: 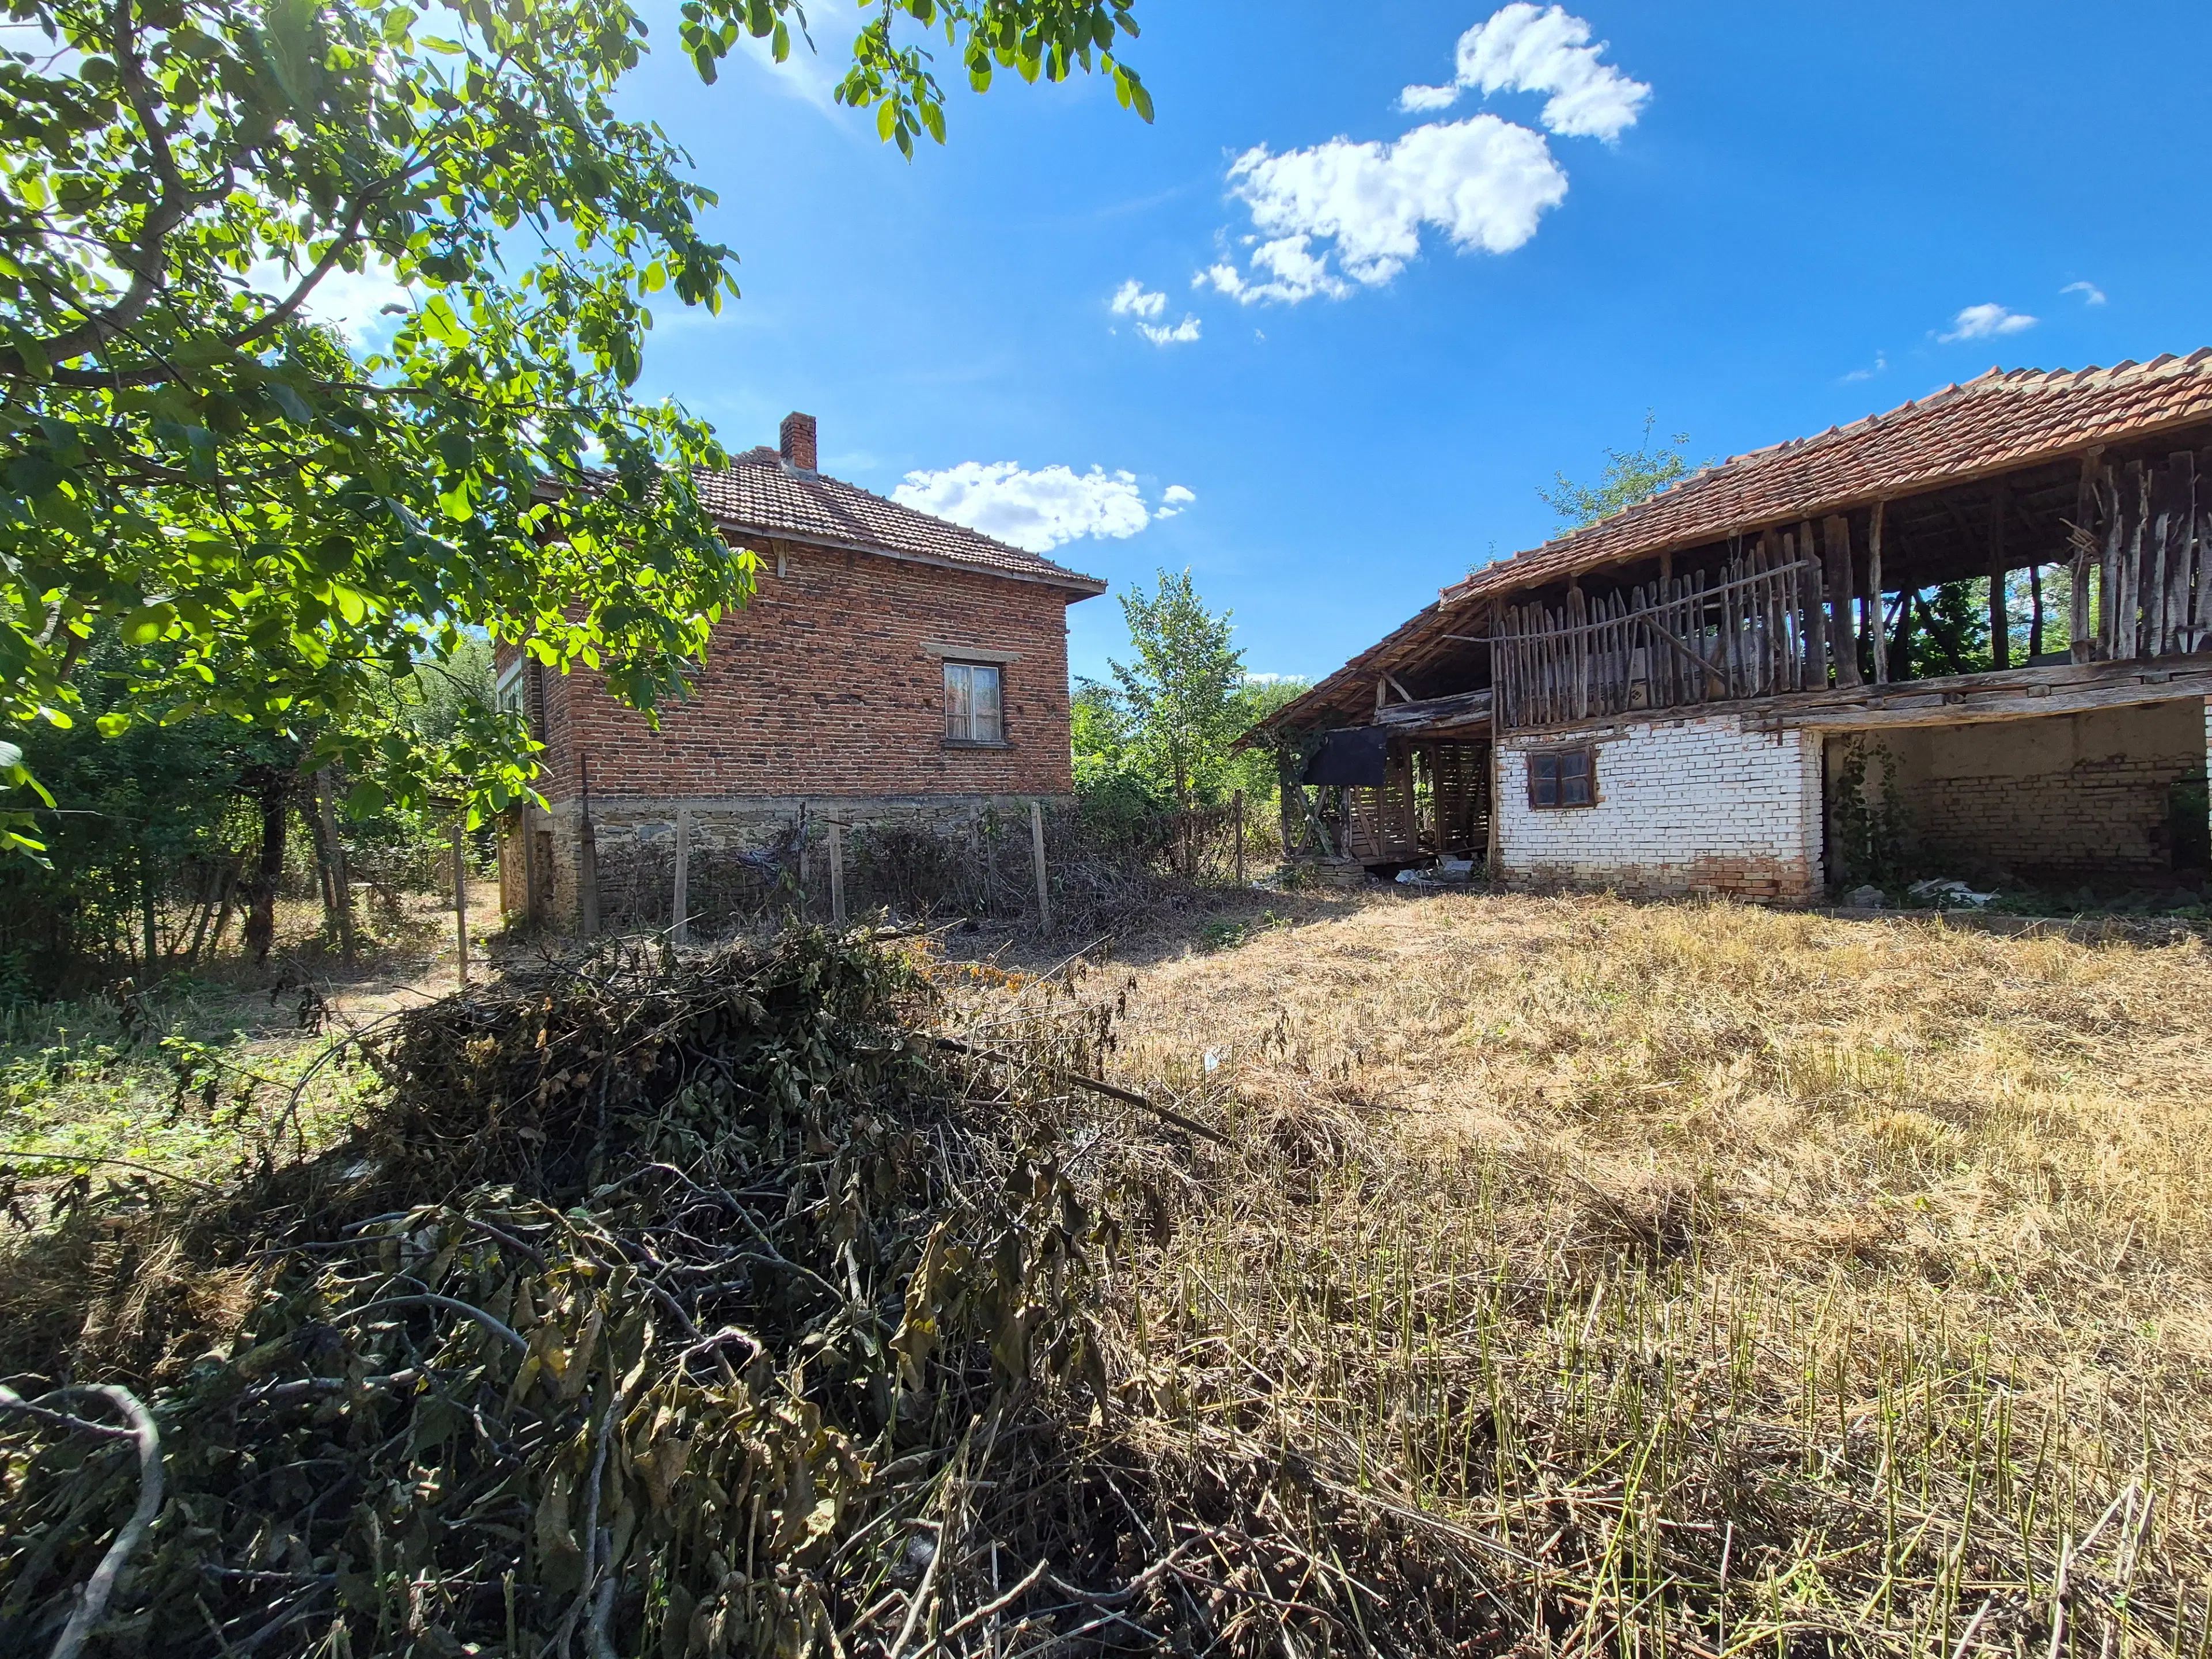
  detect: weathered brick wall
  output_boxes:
[1853,698,2209,877]
[533,539,1084,806]
[1497,715,1824,900]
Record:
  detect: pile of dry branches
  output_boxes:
[0,934,1132,1657]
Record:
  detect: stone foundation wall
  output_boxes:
[506,793,1060,928]
[1497,715,1824,902]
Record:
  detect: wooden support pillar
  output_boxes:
[1987,482,2010,670]
[1232,790,1247,886]
[1030,798,1051,929]
[1824,516,1861,687]
[671,806,691,946]
[453,812,469,987]
[828,819,846,924]
[1798,521,1828,687]
[2070,449,2100,663]
[1867,500,1888,684]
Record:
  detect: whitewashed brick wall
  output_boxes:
[1498,715,1823,900]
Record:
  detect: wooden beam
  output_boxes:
[1773,671,2212,731]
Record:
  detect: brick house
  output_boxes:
[1253,354,2212,900]
[498,412,1105,925]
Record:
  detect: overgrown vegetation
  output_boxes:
[0,0,1153,850]
[1074,569,1305,871]
[1831,737,1912,890]
[6,893,2209,1656]
[0,635,499,1000]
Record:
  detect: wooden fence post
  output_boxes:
[453,813,469,987]
[1232,790,1245,885]
[828,820,846,924]
[796,801,810,917]
[672,806,691,946]
[1030,798,1051,931]
[577,755,599,938]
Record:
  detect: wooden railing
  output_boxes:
[1496,552,1819,730]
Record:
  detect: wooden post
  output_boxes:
[828,820,845,924]
[578,753,600,937]
[1987,482,2010,670]
[1799,521,1828,687]
[1824,516,1861,687]
[2071,450,2099,663]
[672,806,691,946]
[1867,501,1888,684]
[1232,790,1246,885]
[1029,798,1051,930]
[796,801,810,915]
[453,812,469,987]
[1484,744,1502,877]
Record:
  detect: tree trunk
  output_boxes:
[313,768,357,961]
[241,767,289,965]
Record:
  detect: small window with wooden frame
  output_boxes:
[1527,745,1596,809]
[943,661,1005,745]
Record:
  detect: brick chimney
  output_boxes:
[778,411,817,473]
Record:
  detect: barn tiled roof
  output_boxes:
[1442,350,2212,605]
[694,448,1107,594]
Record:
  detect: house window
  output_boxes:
[944,661,1004,744]
[495,659,528,720]
[1528,746,1595,809]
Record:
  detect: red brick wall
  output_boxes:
[531,539,1088,804]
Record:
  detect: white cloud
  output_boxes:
[1200,115,1568,304]
[1842,351,1889,383]
[1398,81,1463,113]
[1202,6,1642,306]
[247,257,414,347]
[893,463,1193,552]
[2062,280,2107,306]
[1112,281,1200,344]
[1110,279,1168,321]
[1397,4,1649,140]
[1941,302,2037,342]
[1138,315,1202,346]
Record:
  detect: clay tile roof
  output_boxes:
[1441,350,2212,607]
[692,448,1107,594]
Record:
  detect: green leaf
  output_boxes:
[122,604,176,646]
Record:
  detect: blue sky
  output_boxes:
[586,1,2212,685]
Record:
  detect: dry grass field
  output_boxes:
[7,887,2209,1657]
[1056,891,2212,1657]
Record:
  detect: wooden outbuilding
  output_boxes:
[1253,354,2212,899]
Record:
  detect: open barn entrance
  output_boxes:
[1300,732,1493,869]
[1821,699,2211,895]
